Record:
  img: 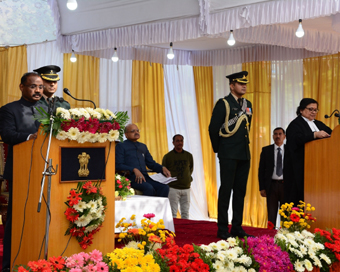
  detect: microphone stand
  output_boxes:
[37,98,58,260]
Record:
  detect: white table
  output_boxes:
[115,195,175,233]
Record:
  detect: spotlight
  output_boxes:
[227,30,235,46]
[70,50,77,62]
[111,48,119,62]
[296,19,305,38]
[67,0,78,10]
[167,42,175,60]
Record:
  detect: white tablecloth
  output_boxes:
[115,195,175,233]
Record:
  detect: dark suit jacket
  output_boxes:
[0,97,42,180]
[283,115,332,204]
[209,93,252,160]
[258,144,285,194]
[115,140,163,181]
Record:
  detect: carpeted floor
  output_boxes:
[0,219,275,270]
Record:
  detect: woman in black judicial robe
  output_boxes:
[283,98,332,206]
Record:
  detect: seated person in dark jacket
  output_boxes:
[115,124,171,197]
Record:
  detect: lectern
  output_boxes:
[11,131,115,268]
[305,125,340,230]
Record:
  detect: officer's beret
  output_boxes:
[226,71,249,84]
[33,65,61,81]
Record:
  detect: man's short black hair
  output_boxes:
[20,72,41,85]
[172,134,184,142]
[273,127,285,134]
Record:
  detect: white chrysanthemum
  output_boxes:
[299,245,307,255]
[308,249,316,259]
[227,237,237,246]
[217,240,230,249]
[209,242,220,251]
[320,253,331,265]
[303,238,315,247]
[90,109,101,119]
[274,233,287,242]
[88,133,99,143]
[289,240,299,248]
[67,127,80,140]
[56,130,68,140]
[56,107,71,120]
[294,231,304,240]
[69,108,82,118]
[286,233,296,242]
[200,245,211,251]
[294,260,305,272]
[237,255,252,266]
[116,174,121,180]
[225,260,234,270]
[293,248,304,258]
[75,214,92,227]
[78,108,91,119]
[77,131,91,143]
[85,223,99,233]
[126,241,140,249]
[85,107,96,116]
[236,266,247,272]
[304,259,313,271]
[73,201,87,212]
[248,269,256,272]
[151,243,162,251]
[234,246,243,255]
[312,256,322,267]
[130,188,135,195]
[213,260,225,270]
[98,133,108,143]
[87,200,97,212]
[225,249,238,260]
[97,197,102,205]
[316,243,325,250]
[107,129,119,141]
[216,251,226,261]
[105,109,116,119]
[301,230,314,238]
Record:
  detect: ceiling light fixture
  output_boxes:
[167,42,175,60]
[111,47,119,62]
[67,0,78,11]
[296,19,305,38]
[227,30,236,46]
[70,50,77,62]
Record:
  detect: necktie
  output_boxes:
[276,147,283,177]
[237,98,242,107]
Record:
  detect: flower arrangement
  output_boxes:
[155,237,212,272]
[247,235,293,272]
[275,229,331,272]
[35,107,129,143]
[199,237,258,271]
[314,228,340,265]
[115,174,134,200]
[105,247,161,272]
[279,201,316,232]
[64,181,107,249]
[116,214,174,254]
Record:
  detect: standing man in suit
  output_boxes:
[209,71,253,239]
[34,65,70,111]
[258,127,286,225]
[0,72,44,272]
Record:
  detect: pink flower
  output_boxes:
[96,262,108,272]
[116,180,121,184]
[89,249,102,263]
[126,178,129,181]
[70,268,82,272]
[85,264,97,272]
[119,185,123,188]
[143,213,155,219]
[292,207,300,211]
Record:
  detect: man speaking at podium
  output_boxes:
[0,72,44,271]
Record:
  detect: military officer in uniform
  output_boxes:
[34,65,70,110]
[209,71,253,239]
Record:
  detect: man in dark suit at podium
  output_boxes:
[258,127,286,226]
[0,72,44,271]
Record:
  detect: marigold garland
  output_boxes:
[64,181,107,249]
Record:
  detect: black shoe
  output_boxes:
[230,229,254,238]
[217,230,233,240]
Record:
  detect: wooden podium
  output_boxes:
[11,131,115,268]
[305,125,340,230]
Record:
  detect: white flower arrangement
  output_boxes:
[274,229,331,272]
[200,238,256,272]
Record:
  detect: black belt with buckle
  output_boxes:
[272,179,284,183]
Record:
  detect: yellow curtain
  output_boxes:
[193,66,217,219]
[242,61,272,228]
[131,61,168,164]
[0,46,27,106]
[63,53,99,108]
[303,54,340,129]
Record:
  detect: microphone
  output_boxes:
[63,88,97,109]
[325,109,340,119]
